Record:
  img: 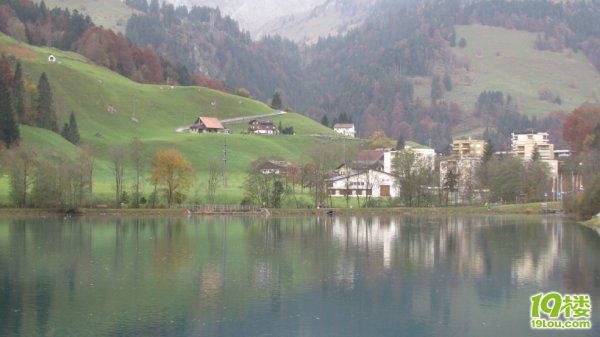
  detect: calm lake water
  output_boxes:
[0,215,599,337]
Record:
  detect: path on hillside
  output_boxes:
[175,111,286,133]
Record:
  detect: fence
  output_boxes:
[175,204,260,213]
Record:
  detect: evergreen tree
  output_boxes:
[320,114,329,127]
[12,62,25,122]
[61,122,70,140]
[430,75,443,104]
[271,92,283,110]
[61,112,80,144]
[459,38,467,48]
[592,123,600,151]
[36,73,58,132]
[149,0,160,16]
[0,78,20,148]
[396,134,405,150]
[68,111,80,144]
[443,73,453,92]
[483,139,494,163]
[531,145,541,161]
[338,111,352,123]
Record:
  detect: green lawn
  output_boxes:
[0,33,347,206]
[445,25,600,118]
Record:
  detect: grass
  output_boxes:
[0,33,346,205]
[448,25,600,117]
[41,0,138,32]
[581,217,600,228]
[412,24,600,138]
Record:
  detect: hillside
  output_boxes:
[446,25,600,118]
[37,0,138,32]
[0,33,343,205]
[166,0,328,35]
[254,0,378,43]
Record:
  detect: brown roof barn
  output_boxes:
[190,117,225,133]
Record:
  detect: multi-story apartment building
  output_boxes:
[452,138,486,159]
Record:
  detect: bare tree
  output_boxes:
[129,138,145,208]
[304,142,341,208]
[442,161,460,206]
[109,145,127,207]
[5,145,36,207]
[394,149,434,207]
[79,145,95,208]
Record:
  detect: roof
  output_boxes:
[333,123,354,129]
[250,119,274,124]
[266,160,291,167]
[258,160,292,169]
[327,169,395,182]
[355,149,384,163]
[194,117,224,129]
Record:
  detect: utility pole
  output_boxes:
[222,138,228,187]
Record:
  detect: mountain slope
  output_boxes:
[38,0,138,32]
[166,0,328,35]
[0,33,341,204]
[445,25,600,118]
[254,0,378,43]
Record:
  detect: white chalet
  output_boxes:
[333,123,356,138]
[327,170,399,198]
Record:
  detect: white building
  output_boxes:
[511,131,555,161]
[383,146,436,174]
[327,170,399,198]
[333,123,356,138]
[439,158,484,203]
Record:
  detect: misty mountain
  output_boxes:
[254,0,379,43]
[163,0,329,36]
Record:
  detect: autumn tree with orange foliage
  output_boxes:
[151,150,194,208]
[563,103,600,218]
[563,104,600,155]
[368,130,395,149]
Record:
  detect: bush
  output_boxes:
[581,176,600,218]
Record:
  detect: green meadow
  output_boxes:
[0,33,347,206]
[412,24,600,137]
[41,0,137,32]
[450,25,600,117]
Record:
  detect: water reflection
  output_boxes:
[0,215,599,337]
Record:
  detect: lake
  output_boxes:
[0,215,599,337]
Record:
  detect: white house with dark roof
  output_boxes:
[333,123,356,138]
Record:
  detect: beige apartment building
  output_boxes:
[511,132,555,161]
[452,137,486,159]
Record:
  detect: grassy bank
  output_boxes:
[0,202,564,217]
[581,217,600,228]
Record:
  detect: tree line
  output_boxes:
[0,0,200,86]
[0,56,80,147]
[0,138,198,209]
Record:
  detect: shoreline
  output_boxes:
[0,202,565,217]
[581,217,600,229]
